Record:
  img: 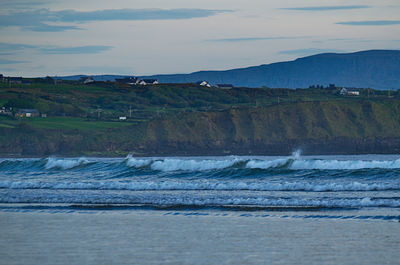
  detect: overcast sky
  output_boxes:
[1,0,399,77]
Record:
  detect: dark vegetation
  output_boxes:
[1,77,400,156]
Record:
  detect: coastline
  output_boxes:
[1,151,400,159]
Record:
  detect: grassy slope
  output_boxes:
[1,99,399,156]
[1,80,400,156]
[138,99,400,155]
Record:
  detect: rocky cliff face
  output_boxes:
[2,100,400,156]
[136,100,400,155]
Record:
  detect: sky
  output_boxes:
[0,0,399,77]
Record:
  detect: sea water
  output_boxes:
[0,154,399,264]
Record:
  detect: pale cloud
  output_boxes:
[281,5,370,11]
[40,45,113,54]
[0,8,230,32]
[0,59,27,64]
[207,36,309,42]
[337,20,400,26]
[279,48,345,56]
[0,42,36,51]
[0,42,112,54]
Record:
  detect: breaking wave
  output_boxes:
[2,153,400,172]
[125,155,244,171]
[2,153,400,210]
[45,157,90,170]
[1,180,399,192]
[123,153,400,172]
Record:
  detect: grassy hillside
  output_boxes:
[0,78,394,121]
[1,78,400,156]
[1,97,400,156]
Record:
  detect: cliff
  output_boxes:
[2,99,400,156]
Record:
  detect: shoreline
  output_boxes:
[1,209,399,265]
[1,152,400,159]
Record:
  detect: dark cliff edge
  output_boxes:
[2,100,400,157]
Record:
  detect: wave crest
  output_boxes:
[45,157,89,170]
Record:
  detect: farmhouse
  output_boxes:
[0,107,12,116]
[340,88,360,96]
[16,109,39,118]
[137,79,159,85]
[196,81,211,87]
[79,76,95,84]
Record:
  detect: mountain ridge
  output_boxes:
[56,50,400,89]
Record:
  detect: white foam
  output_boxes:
[45,157,89,170]
[246,158,289,169]
[1,180,399,192]
[150,158,242,172]
[244,153,400,170]
[125,155,152,168]
[290,158,400,170]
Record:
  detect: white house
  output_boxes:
[340,88,360,96]
[137,79,159,85]
[119,116,127,120]
[16,109,39,118]
[196,81,211,87]
[82,77,95,84]
[348,89,360,96]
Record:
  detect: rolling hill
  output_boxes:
[57,50,400,89]
[143,50,400,89]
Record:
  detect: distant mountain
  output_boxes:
[56,50,400,89]
[142,50,400,89]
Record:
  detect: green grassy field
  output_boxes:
[1,79,395,122]
[0,116,136,130]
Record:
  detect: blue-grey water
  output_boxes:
[1,154,399,264]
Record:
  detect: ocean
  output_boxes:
[1,153,399,264]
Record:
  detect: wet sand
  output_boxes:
[1,209,399,265]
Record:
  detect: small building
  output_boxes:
[119,116,127,120]
[80,76,95,84]
[83,76,95,85]
[340,88,360,96]
[0,107,12,116]
[137,79,159,85]
[16,109,39,118]
[216,84,234,89]
[196,81,211,88]
[116,76,138,85]
[9,77,23,84]
[348,89,360,96]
